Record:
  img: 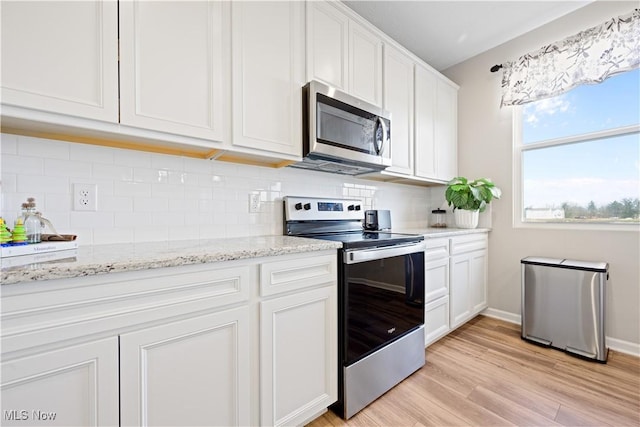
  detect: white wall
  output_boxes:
[444,1,640,348]
[0,133,431,245]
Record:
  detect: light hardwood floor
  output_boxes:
[307,315,640,427]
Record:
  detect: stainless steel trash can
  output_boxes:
[521,257,609,362]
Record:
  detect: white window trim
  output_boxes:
[512,106,640,231]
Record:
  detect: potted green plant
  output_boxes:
[445,177,502,228]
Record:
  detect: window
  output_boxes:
[514,68,640,226]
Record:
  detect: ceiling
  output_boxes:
[342,1,592,71]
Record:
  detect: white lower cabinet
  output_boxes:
[424,238,450,347]
[120,307,250,427]
[424,232,488,346]
[0,337,119,427]
[425,296,450,346]
[1,251,337,427]
[260,286,337,427]
[449,234,488,330]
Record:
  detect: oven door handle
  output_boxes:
[344,242,425,264]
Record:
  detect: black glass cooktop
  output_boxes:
[303,231,423,249]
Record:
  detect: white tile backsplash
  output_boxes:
[1,133,439,245]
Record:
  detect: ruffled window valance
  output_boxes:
[501,9,640,107]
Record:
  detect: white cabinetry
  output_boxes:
[384,44,415,175]
[424,232,488,346]
[414,65,458,182]
[306,1,382,106]
[424,238,450,346]
[449,234,488,329]
[231,1,304,158]
[0,338,119,427]
[259,254,337,427]
[120,307,250,427]
[1,252,337,427]
[119,0,228,142]
[0,1,119,122]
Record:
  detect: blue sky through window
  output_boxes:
[521,69,640,210]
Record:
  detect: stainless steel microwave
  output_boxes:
[290,80,391,176]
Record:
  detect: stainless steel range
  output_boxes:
[283,196,425,419]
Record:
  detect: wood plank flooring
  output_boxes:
[307,315,640,427]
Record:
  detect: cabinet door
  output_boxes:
[119,1,227,142]
[425,256,449,303]
[349,20,383,107]
[449,253,472,329]
[414,64,437,179]
[1,337,119,427]
[306,1,348,91]
[0,1,118,122]
[470,249,488,314]
[384,44,414,175]
[425,296,450,347]
[435,81,458,181]
[231,1,304,157]
[120,307,250,427]
[260,286,337,427]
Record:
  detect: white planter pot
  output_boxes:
[454,209,479,229]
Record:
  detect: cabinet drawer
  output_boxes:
[425,238,449,260]
[450,233,487,255]
[425,256,449,303]
[425,296,450,347]
[2,264,252,355]
[260,253,337,297]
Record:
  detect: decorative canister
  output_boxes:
[431,209,447,228]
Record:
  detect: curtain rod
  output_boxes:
[490,64,503,72]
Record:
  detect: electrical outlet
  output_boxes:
[249,193,261,213]
[73,183,98,211]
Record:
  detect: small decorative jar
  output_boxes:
[431,209,447,228]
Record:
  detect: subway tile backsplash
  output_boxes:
[1,133,437,245]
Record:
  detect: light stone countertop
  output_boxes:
[1,236,342,286]
[397,227,491,238]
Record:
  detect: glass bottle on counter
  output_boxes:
[22,199,42,244]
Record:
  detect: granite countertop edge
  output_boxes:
[1,236,342,286]
[399,227,491,238]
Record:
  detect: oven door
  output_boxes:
[341,242,425,366]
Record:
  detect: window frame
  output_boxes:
[512,106,640,231]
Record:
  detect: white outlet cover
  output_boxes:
[249,193,260,213]
[73,183,98,211]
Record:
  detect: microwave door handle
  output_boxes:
[375,117,388,155]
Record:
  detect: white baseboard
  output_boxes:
[481,307,640,358]
[606,337,640,357]
[481,307,521,325]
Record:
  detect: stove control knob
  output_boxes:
[355,205,361,211]
[348,205,355,211]
[294,202,303,210]
[303,203,311,210]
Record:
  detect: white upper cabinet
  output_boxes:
[306,1,349,91]
[384,44,415,175]
[0,1,118,122]
[348,20,383,106]
[414,64,438,179]
[307,1,382,106]
[231,1,304,158]
[414,64,458,182]
[435,80,459,181]
[119,1,228,143]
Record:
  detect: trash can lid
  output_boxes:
[521,256,608,272]
[521,257,564,266]
[561,259,608,272]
